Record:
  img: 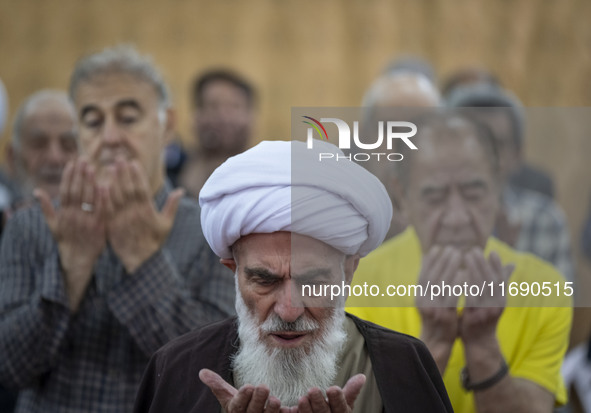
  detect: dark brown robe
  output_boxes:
[133,313,454,412]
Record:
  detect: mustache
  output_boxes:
[260,313,320,334]
[96,149,131,164]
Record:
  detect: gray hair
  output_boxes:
[397,110,500,191]
[362,71,441,109]
[445,83,525,150]
[11,89,76,151]
[69,44,171,111]
[382,55,437,83]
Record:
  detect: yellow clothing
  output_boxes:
[347,228,572,413]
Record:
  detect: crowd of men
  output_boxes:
[0,47,581,413]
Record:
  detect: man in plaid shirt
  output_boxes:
[0,45,235,412]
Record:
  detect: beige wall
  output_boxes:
[1,0,591,341]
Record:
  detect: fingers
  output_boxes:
[327,387,348,412]
[418,245,442,285]
[81,164,96,208]
[199,369,238,408]
[243,386,270,413]
[129,160,151,202]
[425,246,462,286]
[229,386,256,412]
[161,188,184,220]
[118,159,136,201]
[298,388,322,413]
[296,375,366,413]
[265,396,281,413]
[98,186,113,220]
[464,249,491,307]
[342,373,366,407]
[464,249,507,308]
[59,160,75,205]
[34,188,56,231]
[503,263,515,282]
[418,246,462,308]
[64,159,84,207]
[489,251,514,282]
[199,369,277,413]
[107,166,125,209]
[116,159,150,201]
[108,160,152,207]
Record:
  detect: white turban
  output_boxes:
[199,140,392,259]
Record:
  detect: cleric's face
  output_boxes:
[224,231,356,406]
[225,231,354,352]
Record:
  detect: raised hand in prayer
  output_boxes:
[102,159,183,274]
[289,374,366,413]
[416,245,463,374]
[35,157,106,311]
[200,369,366,413]
[199,369,285,413]
[460,249,512,347]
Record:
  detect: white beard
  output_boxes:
[232,291,347,407]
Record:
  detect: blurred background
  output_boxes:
[1,0,591,381]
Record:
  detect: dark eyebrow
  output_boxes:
[420,185,447,197]
[116,99,143,113]
[294,268,333,284]
[79,99,143,120]
[244,267,282,282]
[460,179,488,190]
[80,105,99,120]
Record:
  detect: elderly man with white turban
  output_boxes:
[134,140,453,413]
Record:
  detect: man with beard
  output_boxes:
[174,69,255,196]
[5,90,78,209]
[0,45,235,412]
[134,140,454,413]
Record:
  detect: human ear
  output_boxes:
[220,258,237,273]
[344,254,360,286]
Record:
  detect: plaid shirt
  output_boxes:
[0,183,236,413]
[504,185,575,282]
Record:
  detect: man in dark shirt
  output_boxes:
[0,45,235,413]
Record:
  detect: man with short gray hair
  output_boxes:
[0,45,235,412]
[6,90,78,205]
[447,84,575,283]
[360,71,441,240]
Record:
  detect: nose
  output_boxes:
[46,140,68,165]
[101,118,123,146]
[274,279,305,323]
[441,190,471,227]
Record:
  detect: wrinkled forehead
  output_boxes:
[73,72,160,109]
[233,232,345,272]
[413,121,494,172]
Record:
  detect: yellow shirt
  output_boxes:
[347,227,572,413]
